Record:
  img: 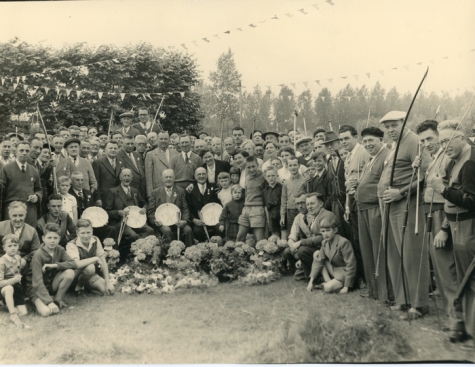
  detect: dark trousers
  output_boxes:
[348,195,364,284]
[192,223,219,243]
[114,223,154,260]
[286,209,299,232]
[157,224,194,248]
[297,245,319,280]
[93,225,118,246]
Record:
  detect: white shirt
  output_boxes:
[16,160,27,171]
[207,164,216,183]
[198,183,207,195]
[182,151,190,161]
[107,157,117,168]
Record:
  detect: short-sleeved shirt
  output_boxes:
[66,236,104,261]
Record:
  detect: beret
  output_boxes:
[64,138,81,148]
[119,111,134,119]
[380,111,406,124]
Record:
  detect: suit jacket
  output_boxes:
[202,159,231,184]
[0,161,42,204]
[186,182,219,221]
[55,154,76,179]
[147,185,190,224]
[115,126,141,139]
[170,151,203,186]
[327,157,346,202]
[132,122,161,136]
[69,187,95,218]
[145,148,178,198]
[300,208,338,249]
[92,157,125,203]
[117,149,146,199]
[0,221,41,261]
[297,169,332,210]
[70,156,98,191]
[104,185,147,224]
[309,234,357,288]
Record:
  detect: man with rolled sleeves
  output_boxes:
[428,120,475,343]
[378,110,431,319]
[340,125,370,286]
[355,127,389,301]
[116,111,140,139]
[413,120,462,338]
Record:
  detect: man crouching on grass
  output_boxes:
[66,219,115,296]
[307,217,356,294]
[31,223,77,317]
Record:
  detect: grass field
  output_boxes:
[0,276,473,364]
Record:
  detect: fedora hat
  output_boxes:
[322,131,340,145]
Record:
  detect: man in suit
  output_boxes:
[116,111,140,139]
[145,131,177,198]
[135,135,148,161]
[186,167,220,242]
[117,134,146,199]
[0,142,42,227]
[69,171,117,243]
[148,169,193,247]
[64,138,98,194]
[104,168,154,260]
[201,149,231,184]
[92,140,125,207]
[133,107,161,136]
[170,135,203,190]
[0,139,14,167]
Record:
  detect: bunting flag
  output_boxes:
[66,89,71,97]
[354,75,359,81]
[120,93,125,101]
[379,70,384,76]
[366,73,371,79]
[321,96,325,101]
[403,65,409,71]
[315,80,320,86]
[224,30,230,34]
[272,16,278,20]
[328,78,333,83]
[98,92,103,99]
[213,34,220,39]
[180,92,185,98]
[23,84,28,91]
[202,38,210,43]
[298,9,308,14]
[249,24,257,28]
[44,87,49,94]
[303,82,308,87]
[13,83,18,90]
[76,90,82,98]
[290,83,296,89]
[1,78,4,86]
[285,13,294,17]
[236,28,243,31]
[181,44,187,50]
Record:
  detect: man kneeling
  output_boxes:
[66,219,115,296]
[31,223,77,317]
[307,217,356,294]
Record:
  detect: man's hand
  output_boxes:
[106,281,115,295]
[154,220,163,227]
[193,219,204,226]
[42,264,56,273]
[139,208,146,215]
[295,260,302,269]
[118,210,125,217]
[95,200,102,207]
[48,159,57,168]
[11,274,22,284]
[339,287,349,294]
[90,187,96,194]
[344,207,350,222]
[434,230,448,249]
[280,214,285,227]
[383,188,403,203]
[219,225,225,232]
[289,241,300,254]
[48,302,59,314]
[428,172,445,194]
[176,220,187,228]
[306,280,313,292]
[412,155,421,170]
[20,258,26,268]
[186,184,194,193]
[27,194,38,203]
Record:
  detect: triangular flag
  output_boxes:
[379,70,384,76]
[327,78,333,83]
[44,87,49,94]
[354,75,359,81]
[13,83,18,90]
[192,40,198,46]
[315,80,320,86]
[346,96,351,101]
[259,20,266,23]
[179,92,185,98]
[236,28,243,31]
[443,56,449,59]
[312,4,319,9]
[21,76,26,82]
[181,44,187,49]
[23,84,28,91]
[272,15,278,19]
[392,67,397,70]
[66,89,71,96]
[321,96,326,101]
[120,93,125,101]
[287,95,292,101]
[76,90,82,98]
[249,24,257,28]
[16,77,20,84]
[416,62,422,65]
[403,65,409,71]
[213,34,220,39]
[298,9,308,14]
[326,0,334,5]
[341,76,347,79]
[366,73,371,78]
[112,59,119,63]
[1,78,4,85]
[303,82,308,87]
[98,92,103,99]
[131,93,138,96]
[202,38,210,43]
[224,30,230,34]
[290,83,296,89]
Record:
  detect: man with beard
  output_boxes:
[378,110,430,319]
[355,127,389,301]
[148,169,194,247]
[117,135,146,199]
[1,142,42,227]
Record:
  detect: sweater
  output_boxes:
[219,199,245,226]
[0,161,42,204]
[0,254,22,288]
[244,171,265,206]
[281,173,306,217]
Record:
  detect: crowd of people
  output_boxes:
[0,105,474,347]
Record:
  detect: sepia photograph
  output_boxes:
[0,0,474,364]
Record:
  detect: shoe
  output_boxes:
[360,289,370,298]
[74,289,87,297]
[54,300,69,309]
[448,330,468,343]
[10,313,26,328]
[399,307,424,320]
[390,304,406,311]
[313,284,324,290]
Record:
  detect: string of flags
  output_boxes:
[179,0,334,50]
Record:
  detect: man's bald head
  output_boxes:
[195,167,207,184]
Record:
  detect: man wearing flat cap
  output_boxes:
[296,136,313,167]
[355,127,389,301]
[64,138,98,194]
[117,111,140,139]
[378,110,431,319]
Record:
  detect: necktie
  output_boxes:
[129,153,138,169]
[166,188,172,197]
[303,215,309,227]
[111,159,116,169]
[184,153,189,164]
[21,165,25,173]
[78,191,83,199]
[126,187,132,199]
[200,185,205,195]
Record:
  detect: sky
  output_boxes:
[1,0,474,97]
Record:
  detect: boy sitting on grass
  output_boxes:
[66,219,115,296]
[306,217,356,294]
[0,235,29,328]
[31,223,77,317]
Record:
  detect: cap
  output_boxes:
[322,131,340,145]
[361,127,384,138]
[64,138,81,148]
[296,136,312,147]
[380,111,406,124]
[262,131,279,141]
[43,143,55,153]
[119,111,134,119]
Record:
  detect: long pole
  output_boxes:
[303,117,307,136]
[150,95,166,133]
[293,111,298,151]
[415,142,421,235]
[36,104,58,193]
[107,109,114,138]
[220,115,225,158]
[238,81,243,127]
[366,109,371,128]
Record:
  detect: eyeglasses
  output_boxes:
[71,134,80,138]
[440,135,463,147]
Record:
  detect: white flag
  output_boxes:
[120,93,125,101]
[98,92,103,99]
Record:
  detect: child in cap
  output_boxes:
[0,235,29,328]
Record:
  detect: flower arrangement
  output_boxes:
[103,238,120,271]
[130,235,162,265]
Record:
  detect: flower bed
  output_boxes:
[109,234,289,295]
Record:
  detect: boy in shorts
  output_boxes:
[66,219,115,296]
[236,156,266,242]
[31,223,77,317]
[0,235,29,328]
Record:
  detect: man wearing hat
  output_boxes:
[355,127,389,300]
[377,110,430,319]
[132,107,161,136]
[262,132,279,145]
[64,138,98,194]
[96,132,109,158]
[296,136,314,167]
[117,111,140,139]
[313,128,326,142]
